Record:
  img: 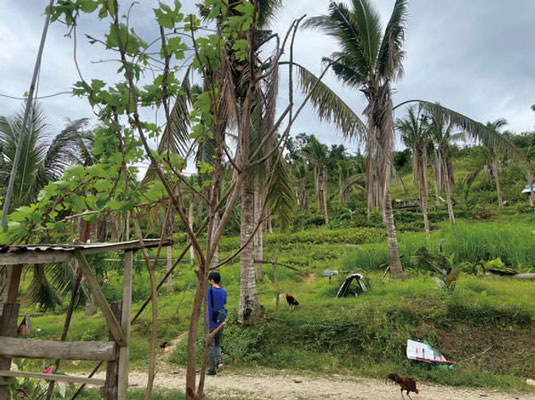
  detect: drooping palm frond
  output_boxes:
[265,150,296,230]
[417,100,526,162]
[40,118,89,181]
[377,0,408,80]
[341,173,366,198]
[294,62,367,140]
[28,265,62,311]
[158,67,195,156]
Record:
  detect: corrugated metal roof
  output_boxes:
[0,239,172,265]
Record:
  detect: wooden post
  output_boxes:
[101,302,122,400]
[273,250,280,312]
[0,264,22,399]
[117,250,133,400]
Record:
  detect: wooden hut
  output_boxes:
[0,239,171,400]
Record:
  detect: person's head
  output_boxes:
[208,271,221,285]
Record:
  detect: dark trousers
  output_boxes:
[208,325,224,372]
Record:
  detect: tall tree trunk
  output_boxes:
[431,160,440,207]
[322,166,329,225]
[412,146,419,188]
[384,188,404,279]
[189,194,195,264]
[491,153,503,208]
[238,180,261,323]
[444,172,455,225]
[209,212,220,269]
[253,186,264,281]
[419,148,430,238]
[528,170,535,212]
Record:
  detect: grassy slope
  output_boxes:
[19,213,535,394]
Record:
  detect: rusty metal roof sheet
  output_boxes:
[0,239,172,265]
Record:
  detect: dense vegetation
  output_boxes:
[3,0,535,399]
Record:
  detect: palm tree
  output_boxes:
[302,136,330,224]
[0,103,92,309]
[426,107,462,225]
[397,106,431,237]
[484,119,508,208]
[303,0,408,278]
[0,103,89,213]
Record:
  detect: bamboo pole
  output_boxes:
[0,0,54,228]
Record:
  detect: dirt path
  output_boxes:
[91,369,531,399]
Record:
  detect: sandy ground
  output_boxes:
[90,369,532,400]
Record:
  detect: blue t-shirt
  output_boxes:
[208,286,227,328]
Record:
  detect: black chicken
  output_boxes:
[159,341,169,349]
[286,293,299,309]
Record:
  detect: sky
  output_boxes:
[1,0,535,162]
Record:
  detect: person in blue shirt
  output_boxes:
[207,271,227,376]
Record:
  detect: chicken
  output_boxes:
[286,293,299,309]
[386,373,419,399]
[159,341,169,349]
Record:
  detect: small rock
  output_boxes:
[293,379,302,384]
[527,379,535,386]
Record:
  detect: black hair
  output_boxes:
[208,271,221,284]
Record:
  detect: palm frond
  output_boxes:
[265,150,296,230]
[341,173,366,196]
[349,0,382,69]
[28,265,62,311]
[158,67,195,156]
[377,0,408,80]
[303,3,370,78]
[294,62,367,141]
[418,100,527,162]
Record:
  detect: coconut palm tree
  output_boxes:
[303,0,408,278]
[426,107,462,225]
[397,106,431,237]
[484,119,508,208]
[0,103,92,309]
[0,103,90,213]
[302,136,330,224]
[296,1,526,278]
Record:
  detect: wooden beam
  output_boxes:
[0,303,20,398]
[5,264,22,303]
[0,252,71,265]
[0,337,116,361]
[102,303,121,400]
[74,250,126,346]
[117,250,133,400]
[0,371,105,386]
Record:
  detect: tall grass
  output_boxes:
[342,221,535,272]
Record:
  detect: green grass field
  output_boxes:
[13,211,535,397]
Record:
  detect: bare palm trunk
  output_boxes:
[431,160,440,207]
[365,150,373,221]
[420,148,430,238]
[253,186,264,281]
[528,170,535,212]
[384,188,404,279]
[491,154,503,208]
[210,212,219,269]
[322,166,329,225]
[412,146,419,188]
[445,177,455,225]
[238,180,261,323]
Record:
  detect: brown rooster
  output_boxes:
[386,373,419,399]
[285,293,299,309]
